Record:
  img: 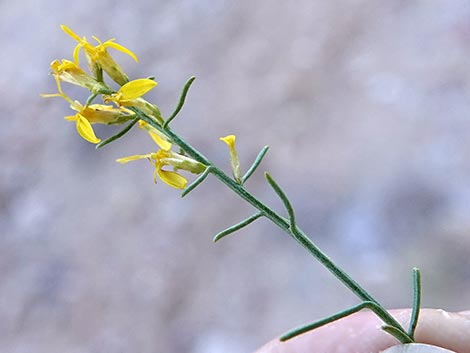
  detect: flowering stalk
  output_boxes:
[44,25,424,345]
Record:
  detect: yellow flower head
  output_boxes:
[61,25,138,85]
[104,78,163,124]
[66,101,134,144]
[116,149,205,189]
[42,77,132,144]
[220,134,242,183]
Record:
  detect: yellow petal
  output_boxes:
[75,114,100,144]
[149,131,172,151]
[220,134,241,183]
[138,121,172,151]
[116,154,152,164]
[104,40,139,62]
[158,169,187,189]
[52,59,72,71]
[50,59,61,73]
[61,25,82,42]
[220,134,236,148]
[119,78,157,101]
[72,43,82,65]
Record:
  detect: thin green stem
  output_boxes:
[133,108,413,344]
[86,93,99,106]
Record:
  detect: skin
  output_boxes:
[254,309,470,353]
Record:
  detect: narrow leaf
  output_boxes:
[265,172,296,230]
[181,167,211,198]
[213,212,264,242]
[96,117,138,149]
[408,267,422,339]
[280,301,376,341]
[242,145,269,184]
[163,76,196,128]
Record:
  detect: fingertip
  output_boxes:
[414,309,470,353]
[457,310,470,319]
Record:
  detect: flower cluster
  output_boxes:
[42,25,207,189]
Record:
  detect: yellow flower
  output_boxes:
[50,59,107,94]
[104,78,164,124]
[42,77,132,144]
[220,134,242,183]
[65,103,135,143]
[138,120,172,151]
[116,150,205,189]
[106,78,157,104]
[61,25,138,85]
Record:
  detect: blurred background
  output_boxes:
[1,0,470,352]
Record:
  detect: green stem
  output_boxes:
[135,111,412,344]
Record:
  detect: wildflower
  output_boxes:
[50,59,109,94]
[220,135,242,183]
[61,25,138,85]
[104,78,164,124]
[42,77,132,144]
[116,149,206,189]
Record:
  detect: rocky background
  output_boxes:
[1,1,470,352]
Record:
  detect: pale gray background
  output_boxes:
[1,1,469,352]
